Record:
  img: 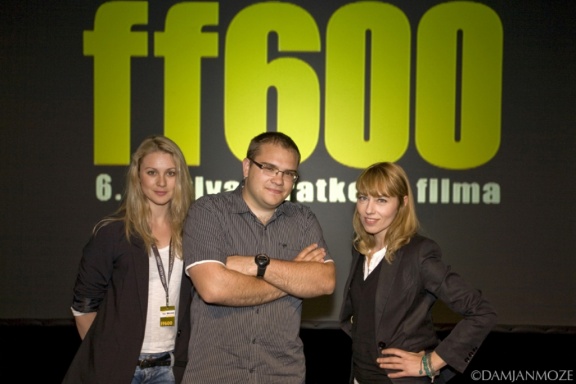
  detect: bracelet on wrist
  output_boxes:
[422,353,438,382]
[419,354,424,376]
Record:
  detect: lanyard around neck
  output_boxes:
[151,239,174,307]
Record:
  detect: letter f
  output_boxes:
[84,1,148,165]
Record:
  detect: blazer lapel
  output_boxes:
[132,237,149,319]
[374,249,402,339]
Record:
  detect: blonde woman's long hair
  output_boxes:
[352,162,419,263]
[95,135,194,258]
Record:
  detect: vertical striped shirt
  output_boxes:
[182,184,332,383]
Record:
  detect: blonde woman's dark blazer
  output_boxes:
[339,234,497,383]
[63,221,192,384]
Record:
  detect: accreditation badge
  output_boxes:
[160,305,176,327]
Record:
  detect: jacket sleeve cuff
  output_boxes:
[72,295,102,313]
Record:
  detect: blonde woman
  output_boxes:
[64,135,194,384]
[340,162,497,384]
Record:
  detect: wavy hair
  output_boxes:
[95,135,194,258]
[352,162,419,263]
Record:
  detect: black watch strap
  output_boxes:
[255,253,270,278]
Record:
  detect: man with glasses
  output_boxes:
[182,131,336,383]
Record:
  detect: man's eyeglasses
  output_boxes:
[248,158,299,183]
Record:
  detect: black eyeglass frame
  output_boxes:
[248,158,299,183]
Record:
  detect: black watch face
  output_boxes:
[256,254,269,266]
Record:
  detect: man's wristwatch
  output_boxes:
[254,253,270,278]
